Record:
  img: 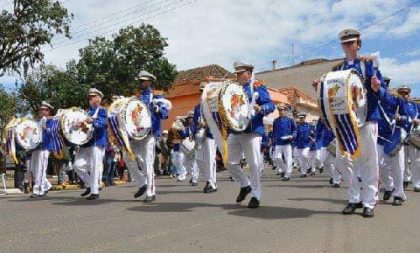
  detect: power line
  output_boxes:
[50,0,200,51]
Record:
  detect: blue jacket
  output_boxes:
[333,58,386,122]
[241,81,275,135]
[139,87,169,137]
[272,116,295,145]
[173,125,193,152]
[40,119,56,151]
[193,103,213,139]
[377,89,419,145]
[294,122,315,149]
[315,120,335,148]
[84,106,108,148]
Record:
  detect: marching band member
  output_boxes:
[379,85,419,195]
[183,111,199,185]
[293,113,314,178]
[308,120,319,176]
[194,84,218,193]
[272,103,295,181]
[129,70,170,202]
[227,61,275,208]
[314,28,387,217]
[29,101,55,198]
[171,114,196,183]
[316,119,340,187]
[74,88,108,200]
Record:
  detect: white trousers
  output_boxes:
[404,146,413,182]
[30,150,52,195]
[296,147,310,175]
[309,150,318,172]
[196,138,217,188]
[184,154,199,183]
[335,122,379,209]
[406,145,420,188]
[227,133,262,200]
[273,144,293,177]
[74,146,105,195]
[127,135,156,197]
[320,147,341,184]
[378,144,406,199]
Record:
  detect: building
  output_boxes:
[164,64,289,130]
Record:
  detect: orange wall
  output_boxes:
[163,94,201,130]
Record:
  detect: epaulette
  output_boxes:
[253,80,265,88]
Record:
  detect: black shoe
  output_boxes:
[329,178,333,185]
[205,187,217,193]
[309,172,316,176]
[307,168,312,174]
[414,187,420,192]
[342,202,363,215]
[362,207,374,218]
[191,182,198,186]
[86,194,99,200]
[392,197,405,206]
[403,181,410,189]
[280,172,285,178]
[248,197,260,208]
[134,185,147,198]
[189,178,193,184]
[332,183,340,188]
[282,177,290,181]
[80,187,91,197]
[357,177,362,182]
[299,174,307,178]
[229,176,234,182]
[272,166,277,171]
[30,193,40,198]
[236,186,252,203]
[319,166,324,174]
[99,187,103,191]
[203,182,210,192]
[143,195,156,203]
[383,190,392,201]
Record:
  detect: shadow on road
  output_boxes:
[126,201,339,219]
[287,197,348,205]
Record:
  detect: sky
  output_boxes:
[1,0,419,96]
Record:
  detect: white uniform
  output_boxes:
[273,144,293,177]
[407,146,420,189]
[74,146,105,195]
[196,137,217,189]
[227,133,262,200]
[126,135,156,197]
[378,144,406,199]
[30,150,52,195]
[296,147,310,176]
[335,122,379,209]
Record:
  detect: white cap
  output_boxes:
[138,70,157,81]
[40,101,54,110]
[89,88,104,98]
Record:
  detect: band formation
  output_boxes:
[3,28,419,218]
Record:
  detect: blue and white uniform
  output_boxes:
[294,121,315,176]
[332,58,387,209]
[272,115,295,178]
[30,118,56,195]
[227,80,275,200]
[193,103,217,190]
[127,87,169,198]
[74,105,108,195]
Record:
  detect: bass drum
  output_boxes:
[14,118,42,150]
[205,81,250,133]
[61,107,94,146]
[109,97,151,140]
[406,125,420,149]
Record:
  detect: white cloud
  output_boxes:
[381,57,420,85]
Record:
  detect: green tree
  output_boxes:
[77,24,177,100]
[0,85,18,132]
[18,63,89,115]
[0,0,73,77]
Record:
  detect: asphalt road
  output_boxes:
[1,170,420,253]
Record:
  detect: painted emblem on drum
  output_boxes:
[328,83,341,98]
[229,94,246,118]
[131,104,144,130]
[20,126,37,144]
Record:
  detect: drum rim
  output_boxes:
[121,96,152,141]
[14,118,42,150]
[60,107,94,146]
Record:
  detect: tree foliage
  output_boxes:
[0,86,18,132]
[77,24,177,100]
[0,0,73,77]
